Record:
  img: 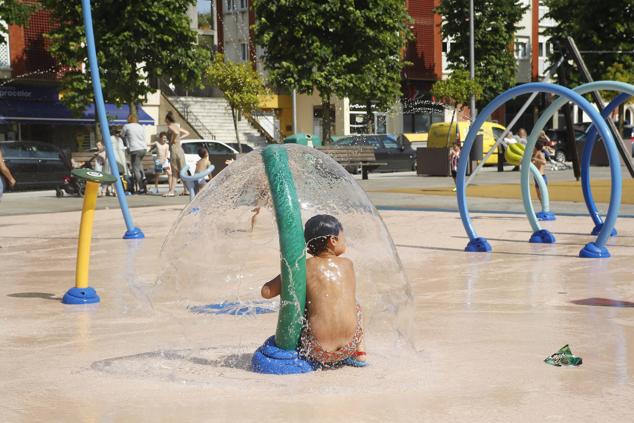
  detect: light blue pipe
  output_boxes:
[458,82,619,257]
[81,0,143,239]
[179,164,215,202]
[529,163,551,214]
[521,82,633,242]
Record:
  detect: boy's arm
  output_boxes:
[261,275,281,299]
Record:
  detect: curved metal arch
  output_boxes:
[457,82,618,257]
[520,81,632,252]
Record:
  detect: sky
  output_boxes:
[197,0,213,14]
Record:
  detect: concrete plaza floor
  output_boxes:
[0,199,633,421]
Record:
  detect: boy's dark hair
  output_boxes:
[535,140,544,151]
[198,147,208,158]
[159,131,167,138]
[304,214,343,256]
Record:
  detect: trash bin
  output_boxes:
[283,133,322,147]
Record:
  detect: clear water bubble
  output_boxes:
[151,144,414,356]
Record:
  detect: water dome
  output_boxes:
[152,144,413,353]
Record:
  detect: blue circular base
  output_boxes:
[251,336,314,375]
[123,227,145,239]
[62,287,100,304]
[465,237,492,253]
[189,301,276,316]
[591,224,617,237]
[536,211,556,221]
[579,242,611,258]
[529,229,556,244]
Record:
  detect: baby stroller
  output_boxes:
[56,153,99,197]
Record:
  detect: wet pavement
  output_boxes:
[0,201,633,421]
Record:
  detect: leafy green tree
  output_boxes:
[41,0,210,118]
[544,0,634,85]
[432,69,483,146]
[205,53,266,150]
[346,0,412,134]
[254,0,411,141]
[0,0,34,44]
[435,0,527,107]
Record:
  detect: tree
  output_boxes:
[205,53,266,150]
[41,0,210,118]
[432,69,483,146]
[346,1,412,134]
[435,0,527,107]
[254,0,411,141]
[604,62,634,134]
[0,0,34,44]
[544,0,634,86]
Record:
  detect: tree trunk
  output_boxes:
[366,100,374,134]
[446,107,457,148]
[321,94,332,144]
[128,101,138,122]
[231,105,242,153]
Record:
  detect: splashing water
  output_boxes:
[150,144,414,363]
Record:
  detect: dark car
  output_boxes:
[333,134,416,172]
[545,128,587,162]
[0,141,71,190]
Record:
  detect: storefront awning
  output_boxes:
[0,89,155,126]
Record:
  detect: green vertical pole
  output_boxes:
[262,145,307,351]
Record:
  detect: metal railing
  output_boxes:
[159,79,216,140]
[245,112,277,144]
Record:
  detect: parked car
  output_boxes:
[0,141,71,190]
[545,127,587,162]
[332,134,416,172]
[180,139,246,175]
[427,121,507,165]
[226,143,254,153]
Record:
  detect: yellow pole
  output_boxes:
[75,180,99,289]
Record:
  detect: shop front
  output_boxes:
[0,84,154,153]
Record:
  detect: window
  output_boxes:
[240,43,248,61]
[226,0,246,12]
[514,38,529,60]
[207,142,233,155]
[226,0,235,12]
[240,0,248,9]
[33,144,61,160]
[182,142,205,155]
[538,42,544,58]
[382,138,399,150]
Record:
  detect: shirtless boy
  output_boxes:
[261,214,367,367]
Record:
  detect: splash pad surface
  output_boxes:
[1,205,634,421]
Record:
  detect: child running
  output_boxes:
[449,142,461,192]
[261,214,367,367]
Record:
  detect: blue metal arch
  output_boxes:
[457,82,619,258]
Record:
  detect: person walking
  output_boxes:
[0,147,16,200]
[164,111,190,197]
[121,114,147,194]
[148,131,171,195]
[105,128,131,196]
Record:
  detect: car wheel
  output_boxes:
[555,150,567,162]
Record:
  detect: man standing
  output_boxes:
[121,114,147,194]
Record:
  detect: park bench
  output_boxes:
[317,146,386,180]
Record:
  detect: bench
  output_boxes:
[316,146,386,180]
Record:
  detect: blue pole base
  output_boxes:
[529,229,556,244]
[123,227,145,239]
[465,237,492,253]
[536,211,556,221]
[579,242,611,259]
[591,223,617,237]
[62,287,100,304]
[251,336,314,375]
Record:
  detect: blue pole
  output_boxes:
[81,0,143,239]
